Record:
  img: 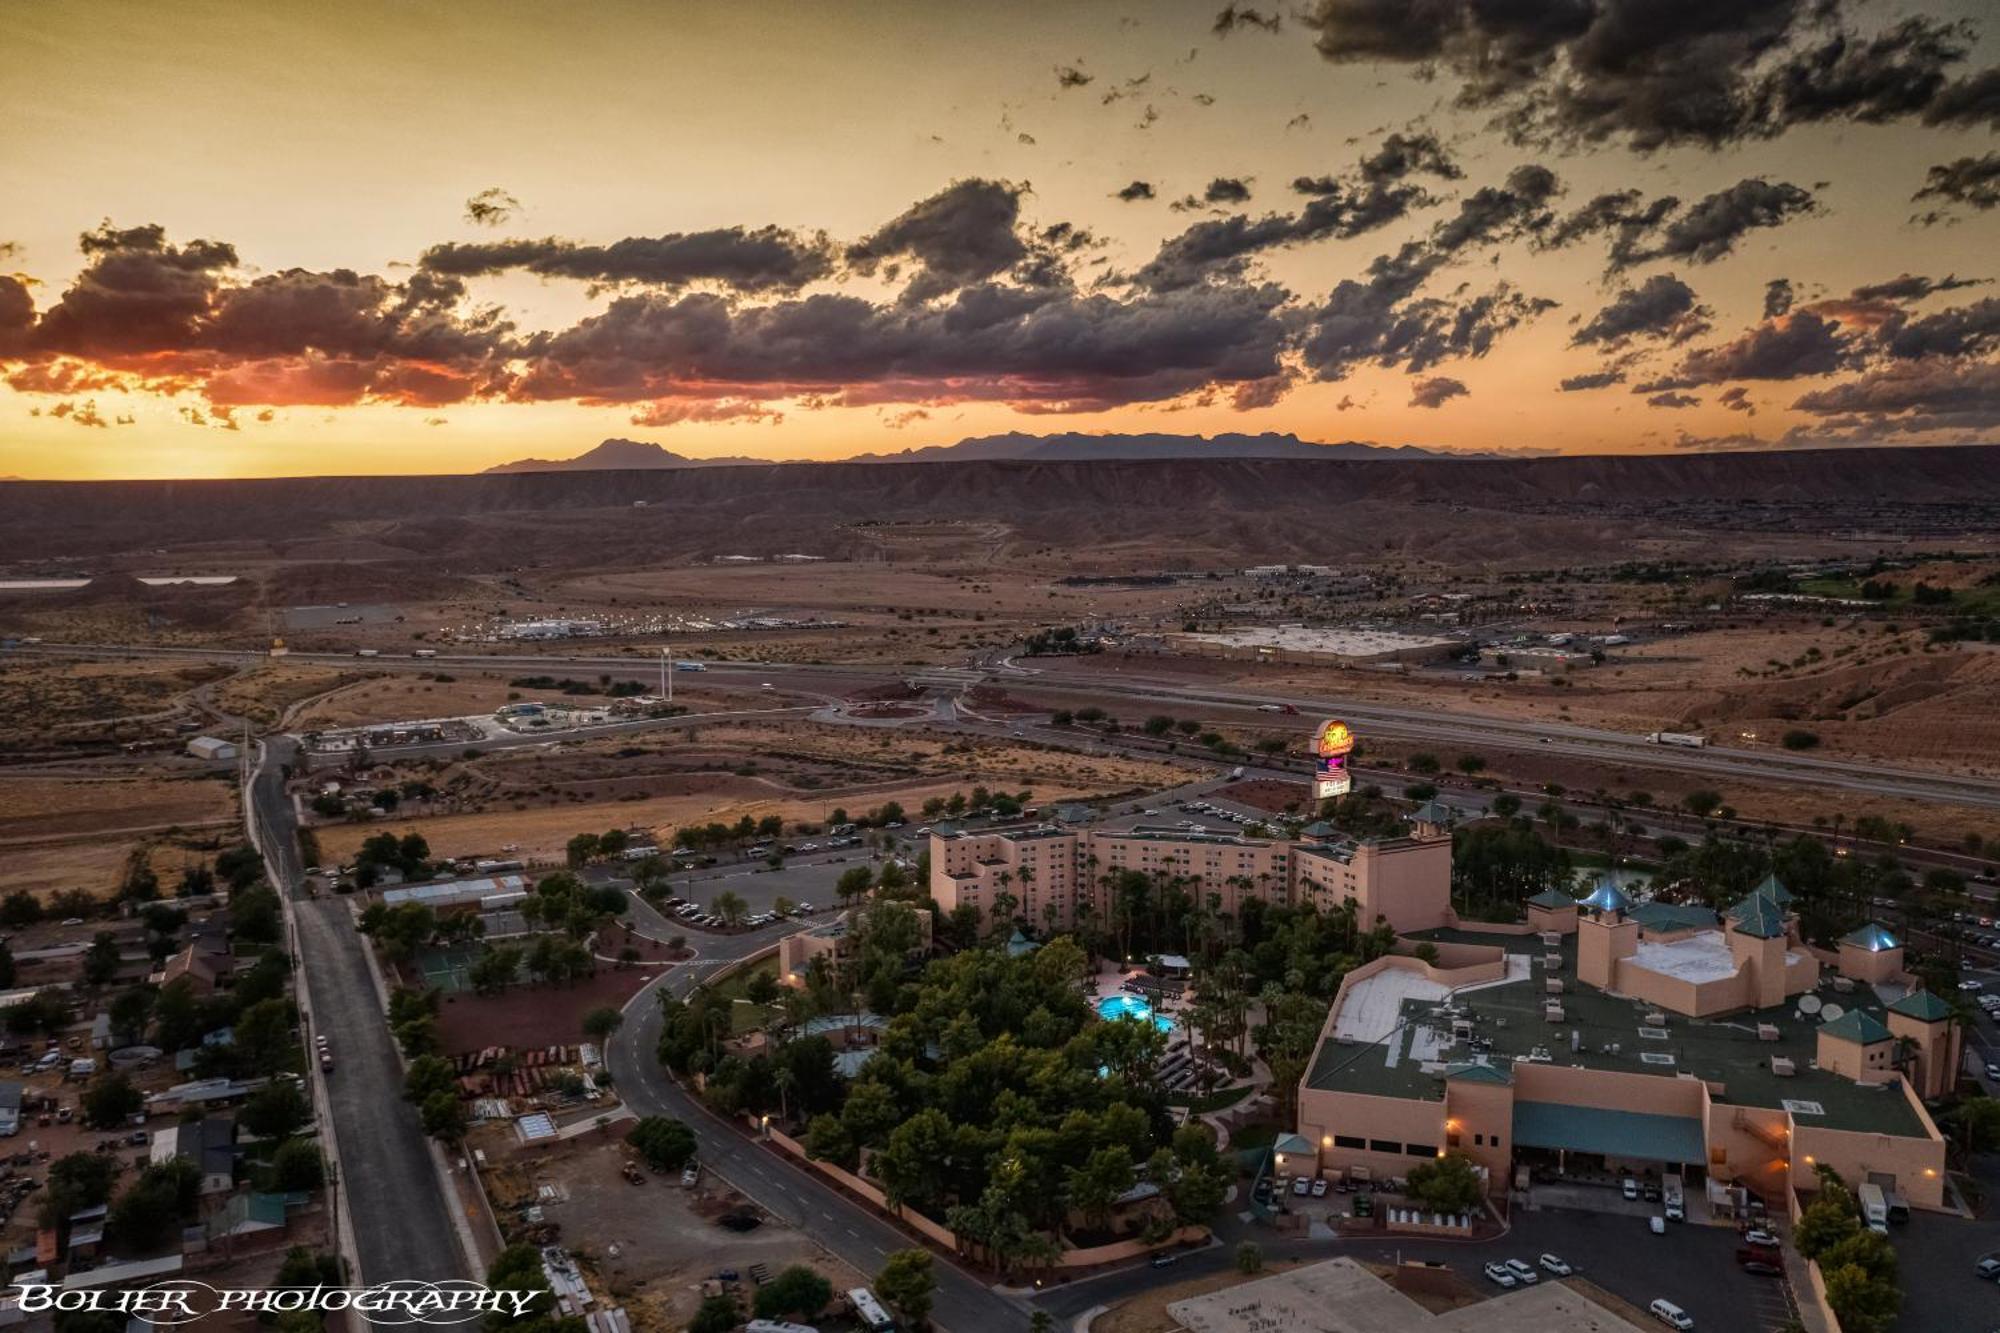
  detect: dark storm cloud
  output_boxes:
[846,179,1029,302]
[421,225,836,294]
[1912,152,2000,223]
[1408,375,1468,408]
[1877,298,2000,361]
[30,223,237,358]
[1791,359,2000,433]
[1298,243,1557,380]
[1213,4,1282,36]
[1921,67,2000,127]
[464,188,521,227]
[1572,274,1709,346]
[1763,278,1795,319]
[1559,368,1625,390]
[1298,0,1997,150]
[508,279,1294,414]
[1115,180,1157,202]
[1134,140,1508,291]
[0,274,32,357]
[1848,273,1987,302]
[1543,179,1816,271]
[1669,310,1855,384]
[1205,177,1253,205]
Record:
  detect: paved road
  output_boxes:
[246,738,471,1301]
[605,936,1030,1333]
[1032,1205,1790,1333]
[23,639,2000,809]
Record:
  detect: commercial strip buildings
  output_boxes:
[928,813,1455,935]
[1295,877,1958,1213]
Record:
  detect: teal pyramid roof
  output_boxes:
[1888,989,1952,1022]
[1729,893,1788,939]
[1841,923,1900,953]
[1818,1009,1892,1045]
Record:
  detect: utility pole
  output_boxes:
[661,644,673,702]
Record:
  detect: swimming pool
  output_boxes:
[1097,992,1177,1033]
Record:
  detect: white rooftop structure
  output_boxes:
[1177,625,1458,660]
[1628,931,1741,985]
[381,873,529,911]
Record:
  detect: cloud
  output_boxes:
[1204,177,1253,205]
[1408,375,1468,408]
[1213,4,1282,36]
[1667,310,1856,385]
[464,188,521,227]
[1763,278,1795,319]
[1055,65,1093,89]
[846,179,1030,302]
[629,397,783,427]
[1298,0,1996,151]
[1646,390,1700,408]
[1720,385,1756,414]
[1912,152,2000,223]
[1790,358,2000,434]
[1115,180,1157,202]
[1572,274,1709,346]
[1428,164,1560,254]
[1848,272,1986,302]
[1544,178,1816,271]
[1559,369,1625,390]
[1300,243,1556,380]
[421,225,835,294]
[1876,298,2000,361]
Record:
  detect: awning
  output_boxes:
[1512,1101,1705,1164]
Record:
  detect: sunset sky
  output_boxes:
[2,0,1996,478]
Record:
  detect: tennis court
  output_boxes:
[413,944,482,992]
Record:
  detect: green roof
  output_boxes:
[1819,1010,1893,1045]
[1888,989,1953,1022]
[1629,902,1719,933]
[1751,873,1793,906]
[1729,894,1788,939]
[1444,1061,1512,1085]
[1841,923,1900,952]
[1526,889,1579,910]
[1512,1101,1706,1164]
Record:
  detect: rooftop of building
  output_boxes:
[1305,928,1928,1138]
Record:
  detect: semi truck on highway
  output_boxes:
[1647,731,1707,748]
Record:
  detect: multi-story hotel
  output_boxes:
[1292,877,1959,1212]
[928,812,1456,935]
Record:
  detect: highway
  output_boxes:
[19,638,2000,811]
[245,737,473,1304]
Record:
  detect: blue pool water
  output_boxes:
[1097,993,1177,1033]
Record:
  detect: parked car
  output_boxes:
[1310,1178,1328,1197]
[1539,1254,1573,1277]
[1622,1178,1641,1200]
[1648,1216,1667,1235]
[1648,1298,1694,1330]
[1975,1255,2000,1279]
[1743,1228,1779,1248]
[1149,1250,1181,1268]
[1482,1263,1517,1289]
[1291,1177,1310,1196]
[1502,1259,1538,1285]
[681,1163,700,1187]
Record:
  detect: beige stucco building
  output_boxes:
[929,815,1453,935]
[1294,874,1959,1214]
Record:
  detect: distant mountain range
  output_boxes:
[482,431,1474,473]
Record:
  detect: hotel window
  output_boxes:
[1405,1143,1436,1157]
[1334,1135,1365,1150]
[1447,1131,1463,1148]
[1369,1139,1399,1154]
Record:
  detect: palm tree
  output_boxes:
[773,1065,798,1126]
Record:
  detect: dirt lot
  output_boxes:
[0,771,237,842]
[293,672,781,730]
[0,655,236,740]
[474,1124,865,1332]
[211,662,375,727]
[426,953,664,1056]
[310,723,1193,865]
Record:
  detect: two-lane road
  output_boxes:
[606,950,1028,1333]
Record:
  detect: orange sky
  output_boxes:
[2,0,1995,478]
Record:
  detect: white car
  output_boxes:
[1502,1259,1538,1285]
[1291,1177,1310,1196]
[1648,1216,1667,1235]
[1648,1298,1694,1330]
[1539,1254,1573,1276]
[1961,980,1985,992]
[1622,1177,1640,1200]
[1482,1262,1518,1288]
[1742,1229,1779,1248]
[1310,1178,1328,1197]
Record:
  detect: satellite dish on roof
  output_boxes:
[1799,994,1823,1015]
[1819,1003,1844,1023]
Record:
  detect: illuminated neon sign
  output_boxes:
[1312,718,1354,800]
